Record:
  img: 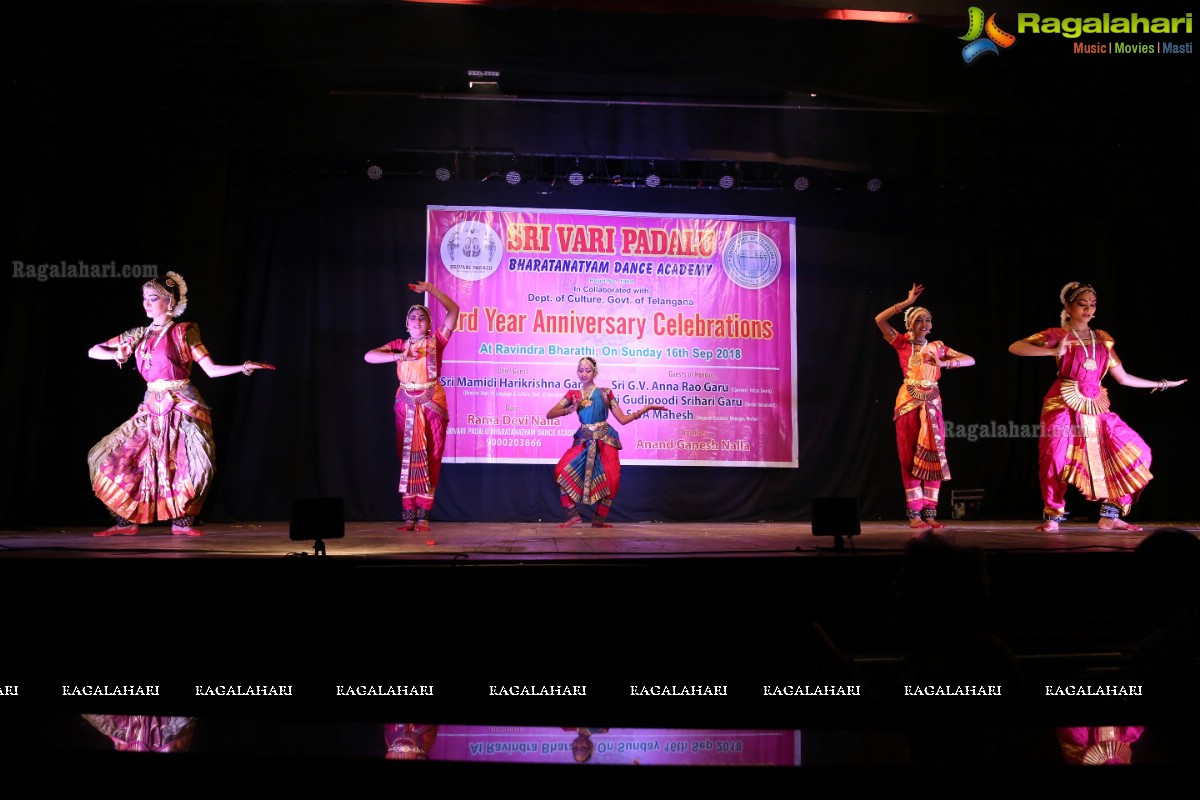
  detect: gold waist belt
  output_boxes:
[146,379,190,392]
[1059,379,1111,415]
[903,378,940,403]
[399,380,439,391]
[577,421,614,440]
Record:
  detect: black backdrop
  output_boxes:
[4,1,1197,529]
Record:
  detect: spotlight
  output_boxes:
[867,178,883,192]
[793,176,810,191]
[718,174,735,189]
[645,173,661,188]
[435,166,451,182]
[366,164,382,181]
[568,170,585,186]
[505,170,522,185]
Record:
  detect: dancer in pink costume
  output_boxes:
[1008,281,1185,532]
[88,272,275,537]
[365,281,459,533]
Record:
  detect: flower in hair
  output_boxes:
[166,270,189,317]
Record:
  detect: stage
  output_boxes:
[2,519,1190,560]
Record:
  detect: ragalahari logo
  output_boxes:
[960,7,1017,62]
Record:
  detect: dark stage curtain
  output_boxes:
[5,162,1194,528]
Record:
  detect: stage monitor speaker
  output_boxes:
[289,497,345,556]
[811,497,861,551]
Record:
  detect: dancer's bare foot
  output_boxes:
[1035,520,1059,532]
[415,520,431,533]
[908,518,932,530]
[923,519,946,529]
[591,520,613,529]
[94,523,139,537]
[396,520,415,532]
[556,516,583,529]
[171,525,204,537]
[1098,517,1142,532]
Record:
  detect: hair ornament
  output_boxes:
[145,270,189,318]
[903,306,930,331]
[1059,281,1095,326]
[164,271,188,317]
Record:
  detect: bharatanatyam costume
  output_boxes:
[88,320,216,527]
[389,320,452,526]
[554,387,623,525]
[886,330,964,524]
[1024,326,1152,524]
[82,715,196,753]
[1056,726,1144,765]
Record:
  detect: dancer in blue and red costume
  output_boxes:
[547,357,665,528]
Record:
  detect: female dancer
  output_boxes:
[88,272,275,536]
[1008,281,1185,532]
[365,281,460,532]
[875,284,975,529]
[546,357,666,528]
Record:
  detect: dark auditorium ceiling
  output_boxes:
[12,1,1194,192]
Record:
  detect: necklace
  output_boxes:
[406,335,427,360]
[910,339,928,370]
[578,385,595,408]
[139,321,173,370]
[1070,328,1098,371]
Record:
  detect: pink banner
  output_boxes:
[427,206,798,467]
[426,726,801,766]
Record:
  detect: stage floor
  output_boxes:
[1,518,1195,559]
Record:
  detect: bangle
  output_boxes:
[893,303,901,315]
[242,361,253,376]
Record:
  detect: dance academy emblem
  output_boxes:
[721,231,781,290]
[959,7,1016,62]
[440,220,504,281]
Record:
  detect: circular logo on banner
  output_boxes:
[721,231,781,290]
[440,221,504,281]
